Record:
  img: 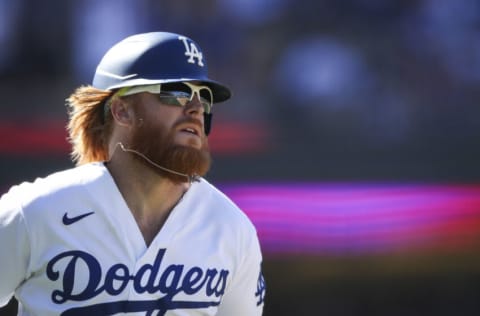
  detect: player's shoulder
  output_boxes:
[1,162,106,209]
[194,178,243,213]
[193,178,257,232]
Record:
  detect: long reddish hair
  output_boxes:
[66,85,114,165]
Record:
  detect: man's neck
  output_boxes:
[105,153,190,246]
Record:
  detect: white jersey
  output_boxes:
[0,162,265,316]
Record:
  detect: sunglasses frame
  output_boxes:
[117,82,213,114]
[159,82,213,114]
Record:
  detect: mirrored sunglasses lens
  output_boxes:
[197,87,213,113]
[200,100,211,113]
[160,83,213,112]
[159,98,187,107]
[160,91,190,98]
[159,91,190,106]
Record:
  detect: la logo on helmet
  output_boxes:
[178,36,204,67]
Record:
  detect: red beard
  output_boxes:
[129,116,212,183]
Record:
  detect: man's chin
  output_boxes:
[130,125,211,182]
[174,134,203,149]
[148,145,211,182]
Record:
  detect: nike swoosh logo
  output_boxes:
[62,211,95,225]
[95,69,138,80]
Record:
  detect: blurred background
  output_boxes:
[1,0,480,315]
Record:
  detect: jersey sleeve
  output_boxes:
[0,190,31,307]
[216,228,266,316]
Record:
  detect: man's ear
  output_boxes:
[110,98,134,127]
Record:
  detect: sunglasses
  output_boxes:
[118,82,213,114]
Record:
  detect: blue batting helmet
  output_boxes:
[92,32,231,103]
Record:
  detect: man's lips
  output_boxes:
[176,120,203,137]
[182,127,198,135]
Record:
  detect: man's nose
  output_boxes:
[185,94,205,116]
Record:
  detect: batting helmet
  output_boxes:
[92,32,231,103]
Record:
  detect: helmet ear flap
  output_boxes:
[204,113,212,136]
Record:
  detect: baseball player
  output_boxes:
[0,32,265,315]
